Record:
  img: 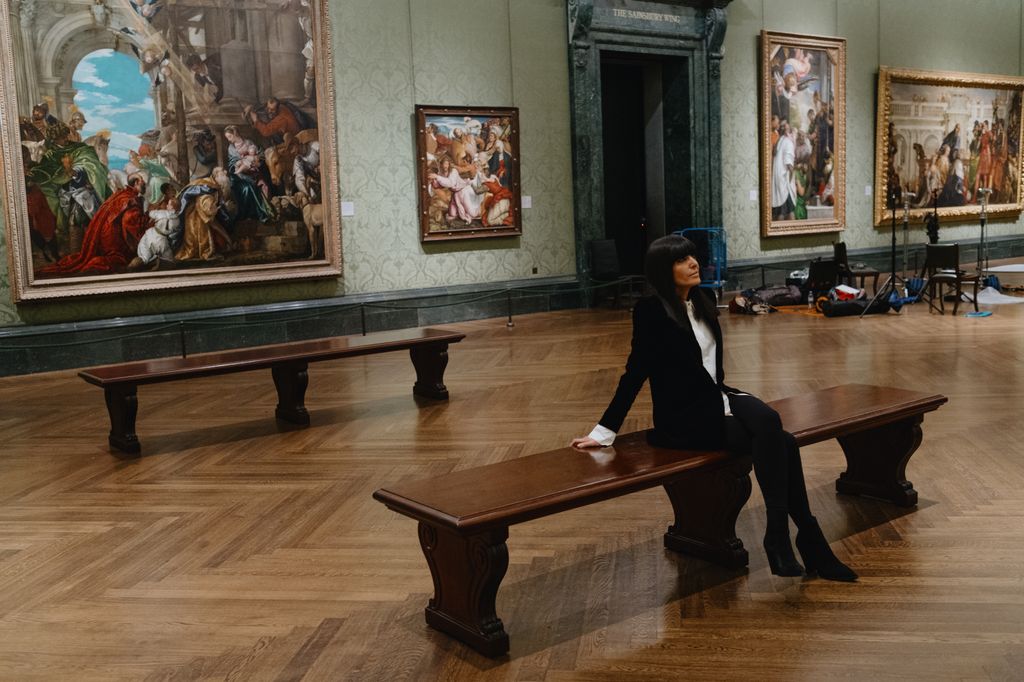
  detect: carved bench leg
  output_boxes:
[105,386,141,454]
[836,415,922,507]
[410,343,450,400]
[663,456,753,568]
[272,362,310,426]
[419,523,510,657]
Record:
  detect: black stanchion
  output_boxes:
[360,304,366,336]
[179,321,187,358]
[506,291,514,328]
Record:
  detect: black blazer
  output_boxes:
[598,293,739,450]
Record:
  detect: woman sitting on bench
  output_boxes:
[573,234,857,582]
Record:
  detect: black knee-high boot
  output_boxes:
[727,398,804,576]
[795,521,858,582]
[782,433,815,527]
[744,414,803,577]
[782,435,858,582]
[752,435,803,577]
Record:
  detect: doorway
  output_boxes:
[600,54,691,275]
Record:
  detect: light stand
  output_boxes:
[861,186,908,317]
[976,188,992,274]
[901,191,916,280]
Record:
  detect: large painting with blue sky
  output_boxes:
[0,0,340,301]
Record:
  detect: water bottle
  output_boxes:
[807,291,814,310]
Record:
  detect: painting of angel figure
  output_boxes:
[415,105,521,242]
[0,0,340,301]
[874,67,1024,225]
[759,31,846,237]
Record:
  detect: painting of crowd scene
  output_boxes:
[416,106,521,242]
[877,67,1024,224]
[1,0,339,300]
[760,31,846,237]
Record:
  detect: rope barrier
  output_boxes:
[182,302,362,327]
[0,322,182,351]
[361,288,508,310]
[0,277,642,354]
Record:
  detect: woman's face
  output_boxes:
[673,256,701,291]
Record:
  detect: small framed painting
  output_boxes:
[415,105,521,242]
[759,30,846,237]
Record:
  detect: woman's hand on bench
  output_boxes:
[571,436,602,449]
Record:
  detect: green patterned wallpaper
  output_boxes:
[722,0,1024,261]
[0,0,575,327]
[6,0,1024,327]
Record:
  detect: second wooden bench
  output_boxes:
[79,327,465,454]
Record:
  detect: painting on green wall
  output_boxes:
[415,105,522,243]
[759,31,846,238]
[0,0,342,302]
[874,66,1024,226]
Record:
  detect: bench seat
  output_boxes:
[80,327,465,454]
[373,384,947,657]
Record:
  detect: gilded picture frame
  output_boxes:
[759,30,846,237]
[0,0,341,303]
[415,105,522,242]
[874,66,1024,226]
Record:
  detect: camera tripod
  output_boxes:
[861,189,915,317]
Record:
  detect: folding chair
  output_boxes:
[919,243,979,315]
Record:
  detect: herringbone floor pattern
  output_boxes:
[0,296,1022,680]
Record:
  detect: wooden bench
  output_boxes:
[79,327,465,454]
[373,384,947,657]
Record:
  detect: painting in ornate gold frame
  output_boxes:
[415,105,522,242]
[874,66,1024,226]
[0,0,341,302]
[759,30,846,237]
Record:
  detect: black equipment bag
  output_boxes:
[741,284,804,307]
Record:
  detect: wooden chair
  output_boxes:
[919,243,980,315]
[834,241,880,293]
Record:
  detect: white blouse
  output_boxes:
[587,300,732,446]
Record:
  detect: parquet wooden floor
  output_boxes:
[0,294,1023,680]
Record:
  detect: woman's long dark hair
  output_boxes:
[644,234,717,325]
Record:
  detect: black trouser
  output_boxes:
[724,393,813,533]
